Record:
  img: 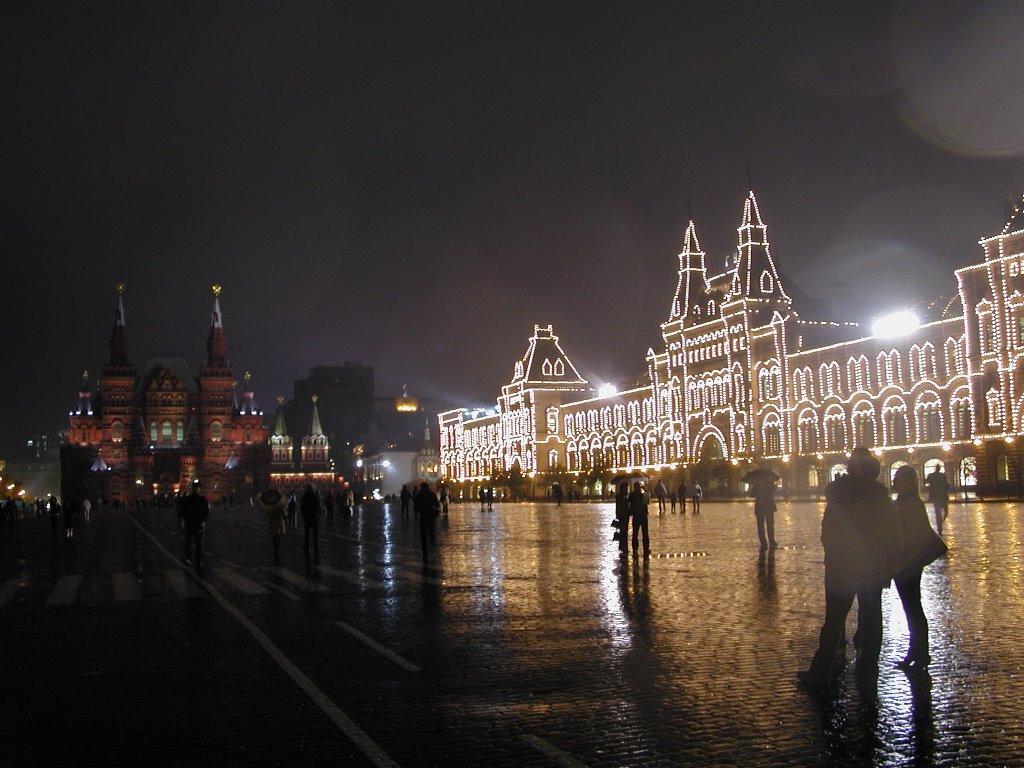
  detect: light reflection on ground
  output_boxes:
[364,498,1023,766]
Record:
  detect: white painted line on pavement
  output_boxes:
[520,734,588,768]
[46,575,83,606]
[128,514,401,768]
[0,578,22,608]
[112,572,143,601]
[263,566,331,592]
[263,581,301,601]
[334,621,420,672]
[213,568,269,595]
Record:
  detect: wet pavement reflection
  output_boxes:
[408,498,1024,766]
[4,497,1023,766]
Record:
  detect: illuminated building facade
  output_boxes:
[440,191,1024,497]
[61,286,270,504]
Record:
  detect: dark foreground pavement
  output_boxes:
[2,498,1022,767]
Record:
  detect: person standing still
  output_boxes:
[798,448,901,687]
[301,484,321,565]
[257,487,288,565]
[925,467,950,536]
[414,482,441,562]
[691,482,702,513]
[49,496,61,540]
[654,479,668,516]
[180,480,211,568]
[81,497,91,523]
[614,482,631,558]
[629,482,650,558]
[753,479,778,550]
[400,486,412,518]
[893,465,947,670]
[678,483,687,513]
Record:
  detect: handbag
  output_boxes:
[902,526,948,575]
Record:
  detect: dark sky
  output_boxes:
[3,1,1023,454]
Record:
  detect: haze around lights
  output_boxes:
[871,310,921,339]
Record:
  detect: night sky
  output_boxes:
[4,1,1023,454]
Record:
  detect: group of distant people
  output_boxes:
[652,479,703,514]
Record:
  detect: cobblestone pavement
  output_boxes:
[2,497,1022,767]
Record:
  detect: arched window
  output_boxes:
[554,359,564,376]
[542,359,553,376]
[112,422,123,442]
[211,421,223,442]
[986,389,1002,429]
[546,407,558,434]
[548,450,559,468]
[176,421,184,442]
[760,271,774,293]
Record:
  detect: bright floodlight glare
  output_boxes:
[598,383,617,398]
[871,309,920,338]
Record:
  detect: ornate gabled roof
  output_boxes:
[139,358,196,392]
[512,325,587,386]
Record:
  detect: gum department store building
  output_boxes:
[439,190,1024,499]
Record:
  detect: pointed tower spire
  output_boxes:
[205,284,228,369]
[108,282,130,367]
[272,395,289,437]
[308,394,324,436]
[732,190,790,305]
[669,220,710,322]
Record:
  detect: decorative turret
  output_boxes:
[300,395,330,470]
[270,396,293,467]
[73,370,93,416]
[205,284,228,370]
[238,372,259,416]
[731,191,790,306]
[669,220,711,323]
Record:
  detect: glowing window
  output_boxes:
[211,421,223,442]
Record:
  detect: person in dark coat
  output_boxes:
[893,465,946,670]
[324,490,335,525]
[614,482,630,557]
[400,486,413,518]
[925,467,950,536]
[257,487,287,565]
[48,495,62,540]
[63,496,78,539]
[752,478,778,550]
[180,480,211,568]
[300,484,321,565]
[799,447,902,686]
[413,482,440,561]
[628,482,650,558]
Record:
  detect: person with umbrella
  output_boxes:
[744,469,779,551]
